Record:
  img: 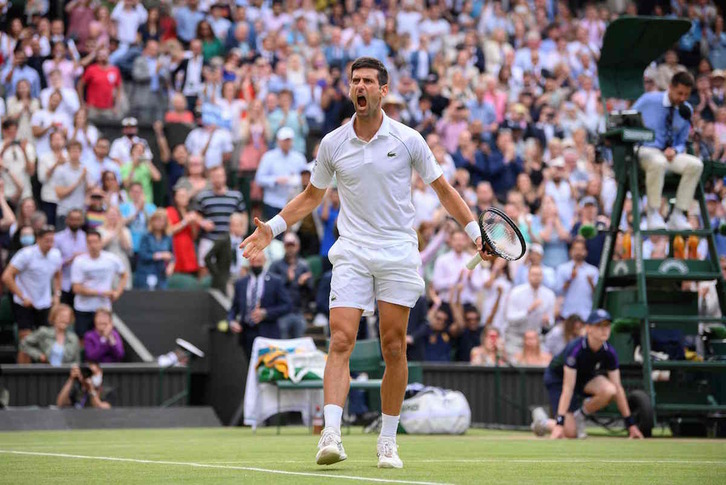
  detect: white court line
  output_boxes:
[427,459,726,465]
[0,450,452,485]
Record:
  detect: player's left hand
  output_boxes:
[628,425,644,439]
[476,237,497,264]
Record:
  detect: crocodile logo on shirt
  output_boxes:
[387,151,396,157]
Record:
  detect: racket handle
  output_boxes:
[466,253,483,270]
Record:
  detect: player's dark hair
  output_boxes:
[350,57,389,86]
[671,71,694,89]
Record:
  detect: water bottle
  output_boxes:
[312,406,324,435]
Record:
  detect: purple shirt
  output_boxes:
[54,228,87,292]
[83,329,125,363]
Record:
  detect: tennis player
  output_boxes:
[241,57,491,469]
[531,309,645,439]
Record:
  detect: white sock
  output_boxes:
[323,404,343,433]
[379,413,400,439]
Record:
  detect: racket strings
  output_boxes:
[482,214,524,260]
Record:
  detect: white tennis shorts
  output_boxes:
[328,238,425,316]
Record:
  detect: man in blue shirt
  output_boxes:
[531,309,644,440]
[632,71,703,230]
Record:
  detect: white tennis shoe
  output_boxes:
[377,436,403,469]
[573,409,588,439]
[530,407,549,437]
[316,427,347,465]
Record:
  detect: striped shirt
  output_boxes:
[193,188,246,241]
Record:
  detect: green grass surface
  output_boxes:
[1,427,724,484]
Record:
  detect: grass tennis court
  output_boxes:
[1,427,725,485]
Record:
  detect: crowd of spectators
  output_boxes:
[1,0,725,369]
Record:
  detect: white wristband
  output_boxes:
[267,214,287,238]
[465,220,481,243]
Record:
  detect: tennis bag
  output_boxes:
[399,386,471,434]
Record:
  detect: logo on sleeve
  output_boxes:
[566,356,576,367]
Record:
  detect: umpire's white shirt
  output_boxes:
[310,113,443,248]
[8,245,62,309]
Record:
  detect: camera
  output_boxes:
[80,365,93,379]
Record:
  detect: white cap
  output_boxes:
[277,127,295,140]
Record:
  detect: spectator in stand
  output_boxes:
[175,0,205,45]
[488,129,524,200]
[84,308,124,363]
[317,186,339,263]
[31,91,72,159]
[69,109,99,161]
[268,232,313,339]
[543,156,576,232]
[514,243,556,290]
[120,182,157,254]
[131,39,170,123]
[37,131,66,225]
[185,121,234,169]
[2,46,41,98]
[167,186,199,278]
[84,138,119,188]
[71,230,128,337]
[255,127,307,220]
[54,209,86,305]
[78,48,122,119]
[570,196,608,267]
[164,92,195,125]
[134,209,174,290]
[504,265,556,357]
[56,362,110,409]
[102,170,126,207]
[193,166,247,275]
[513,330,552,366]
[2,224,61,347]
[97,206,132,289]
[422,301,456,363]
[1,119,35,205]
[470,326,508,366]
[544,314,584,357]
[556,237,598,321]
[201,209,244,293]
[452,130,488,187]
[111,0,148,48]
[6,80,40,142]
[173,39,206,112]
[432,229,486,309]
[121,142,162,204]
[238,98,270,173]
[479,257,512,334]
[53,141,89,229]
[85,187,106,230]
[228,250,292,357]
[40,69,81,119]
[535,195,571,269]
[18,303,80,364]
[109,117,152,167]
[174,154,209,199]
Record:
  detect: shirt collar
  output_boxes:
[347,111,391,142]
[662,91,672,108]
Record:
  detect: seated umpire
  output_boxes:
[633,71,703,230]
[228,251,292,357]
[531,309,644,439]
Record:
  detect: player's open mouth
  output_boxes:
[357,95,367,108]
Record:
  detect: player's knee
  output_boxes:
[329,331,356,356]
[601,382,617,401]
[381,338,405,362]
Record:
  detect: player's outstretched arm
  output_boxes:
[430,175,495,263]
[240,183,326,258]
[608,369,644,439]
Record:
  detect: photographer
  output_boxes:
[56,362,111,409]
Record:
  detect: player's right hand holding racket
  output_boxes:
[240,217,273,259]
[466,208,527,270]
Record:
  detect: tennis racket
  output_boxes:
[465,207,527,270]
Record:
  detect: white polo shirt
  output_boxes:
[311,113,443,248]
[9,245,62,309]
[185,127,234,169]
[70,251,126,313]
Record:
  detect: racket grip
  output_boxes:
[466,253,483,270]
